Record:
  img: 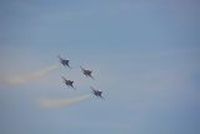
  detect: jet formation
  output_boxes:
[58,55,71,68]
[58,56,104,99]
[62,76,75,89]
[90,86,104,99]
[80,66,94,80]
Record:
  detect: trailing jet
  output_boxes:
[90,86,104,99]
[80,66,94,79]
[62,76,75,89]
[58,55,71,68]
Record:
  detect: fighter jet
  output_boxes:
[58,55,71,68]
[62,76,75,89]
[80,66,94,79]
[90,86,104,99]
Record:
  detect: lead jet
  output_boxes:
[80,66,94,79]
[90,86,104,99]
[58,55,71,68]
[62,76,75,89]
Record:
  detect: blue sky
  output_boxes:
[0,0,199,134]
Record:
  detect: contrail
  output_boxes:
[2,65,58,86]
[40,94,91,108]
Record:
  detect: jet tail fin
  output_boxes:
[90,86,95,91]
[61,76,66,81]
[80,66,84,71]
[67,64,72,69]
[89,75,95,80]
[57,55,62,60]
[100,96,105,100]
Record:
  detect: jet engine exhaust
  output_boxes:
[2,65,58,86]
[40,94,91,108]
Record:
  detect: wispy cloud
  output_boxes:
[39,94,91,108]
[1,65,58,86]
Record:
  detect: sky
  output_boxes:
[0,0,199,134]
